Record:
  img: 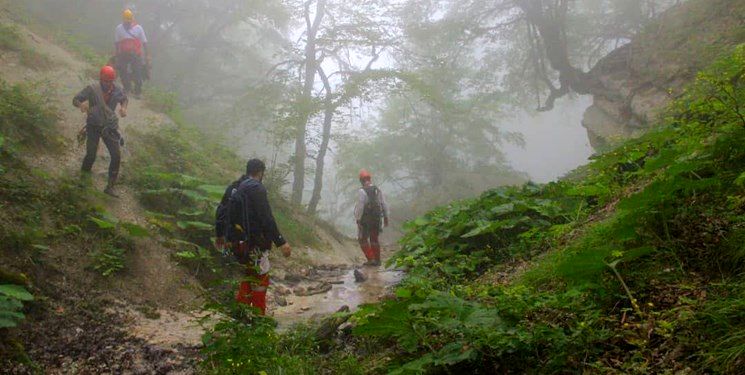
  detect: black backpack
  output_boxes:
[225,185,249,242]
[222,182,256,264]
[361,185,383,226]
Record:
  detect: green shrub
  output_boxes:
[0,24,24,51]
[0,284,33,328]
[0,80,60,150]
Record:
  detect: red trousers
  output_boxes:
[233,243,270,315]
[358,223,381,262]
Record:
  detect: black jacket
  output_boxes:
[215,177,286,249]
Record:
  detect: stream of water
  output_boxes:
[272,265,403,327]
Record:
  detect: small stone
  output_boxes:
[276,296,288,307]
[293,286,306,295]
[275,285,292,296]
[301,306,311,311]
[338,321,354,334]
[354,269,366,283]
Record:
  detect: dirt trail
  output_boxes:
[1,14,400,372]
[0,16,205,369]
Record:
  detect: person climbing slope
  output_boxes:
[114,8,149,98]
[215,159,292,315]
[73,65,128,197]
[354,169,389,266]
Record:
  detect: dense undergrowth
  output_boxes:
[200,45,745,374]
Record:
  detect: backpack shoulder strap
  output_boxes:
[89,83,116,122]
[123,23,140,39]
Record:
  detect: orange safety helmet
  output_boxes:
[359,169,372,182]
[100,65,117,82]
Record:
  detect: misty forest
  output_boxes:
[1,0,744,373]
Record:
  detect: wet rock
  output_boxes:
[295,282,333,296]
[354,269,366,283]
[284,274,303,283]
[316,306,351,352]
[338,321,354,335]
[274,285,292,296]
[275,296,288,307]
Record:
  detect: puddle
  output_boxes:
[271,266,403,327]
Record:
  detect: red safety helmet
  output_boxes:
[100,65,117,82]
[359,169,372,182]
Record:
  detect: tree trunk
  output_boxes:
[519,0,604,111]
[307,67,335,215]
[291,0,326,205]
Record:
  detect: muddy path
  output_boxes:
[270,261,403,327]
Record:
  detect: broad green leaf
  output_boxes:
[121,222,149,237]
[735,172,745,187]
[89,216,116,230]
[395,288,412,299]
[197,184,227,199]
[0,284,33,301]
[176,221,212,231]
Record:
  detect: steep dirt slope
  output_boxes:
[0,15,210,372]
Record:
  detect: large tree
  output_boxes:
[403,0,678,111]
[268,0,398,207]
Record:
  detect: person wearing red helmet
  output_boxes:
[354,169,389,266]
[115,9,149,98]
[73,65,128,197]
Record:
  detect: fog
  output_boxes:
[502,96,594,183]
[18,0,677,231]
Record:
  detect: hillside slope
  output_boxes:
[190,45,745,374]
[0,14,360,373]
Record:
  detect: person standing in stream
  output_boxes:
[73,65,128,197]
[215,159,292,315]
[354,169,389,266]
[114,9,149,98]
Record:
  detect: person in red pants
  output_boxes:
[215,159,291,315]
[354,169,389,266]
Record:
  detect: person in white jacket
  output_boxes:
[354,169,389,266]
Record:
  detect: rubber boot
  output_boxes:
[371,244,382,267]
[235,281,252,305]
[104,174,119,198]
[250,290,267,315]
[360,243,375,265]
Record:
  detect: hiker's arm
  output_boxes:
[255,186,286,248]
[73,87,91,113]
[354,189,365,224]
[118,96,128,118]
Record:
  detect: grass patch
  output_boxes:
[0,23,24,51]
[0,23,54,71]
[0,80,61,150]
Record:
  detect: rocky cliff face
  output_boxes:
[583,0,745,148]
